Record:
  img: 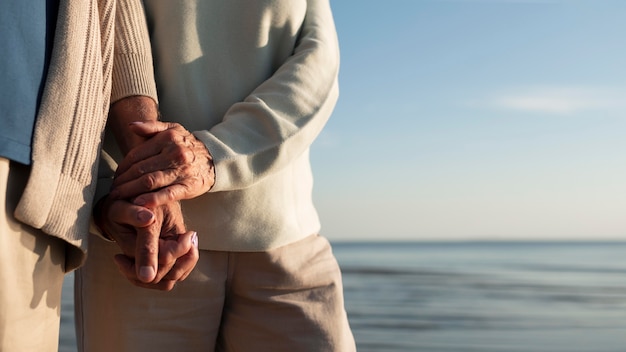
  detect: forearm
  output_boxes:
[195,0,340,192]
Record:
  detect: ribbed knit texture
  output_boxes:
[14,0,157,271]
[111,0,157,103]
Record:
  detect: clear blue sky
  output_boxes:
[311,0,626,241]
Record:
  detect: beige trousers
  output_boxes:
[0,158,66,352]
[76,233,355,352]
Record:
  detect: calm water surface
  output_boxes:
[60,241,626,351]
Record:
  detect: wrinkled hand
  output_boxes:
[97,197,199,291]
[111,121,215,207]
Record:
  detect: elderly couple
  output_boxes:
[0,0,355,351]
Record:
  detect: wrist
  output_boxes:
[109,95,159,154]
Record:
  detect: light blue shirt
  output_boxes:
[0,1,58,165]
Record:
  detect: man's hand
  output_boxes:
[114,230,199,291]
[110,121,215,207]
[96,196,199,291]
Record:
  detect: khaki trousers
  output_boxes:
[0,158,66,352]
[76,233,355,352]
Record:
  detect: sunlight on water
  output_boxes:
[333,241,626,352]
[60,241,626,351]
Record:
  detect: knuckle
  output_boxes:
[170,146,192,165]
[136,164,146,175]
[126,149,139,162]
[164,129,178,141]
[140,243,158,256]
[163,187,178,202]
[142,174,157,189]
[181,149,195,164]
[170,122,183,130]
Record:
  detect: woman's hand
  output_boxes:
[110,121,215,207]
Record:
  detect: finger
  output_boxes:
[133,184,190,208]
[160,232,199,281]
[115,136,168,178]
[159,202,186,236]
[114,255,177,291]
[115,125,183,178]
[114,135,198,195]
[107,200,155,228]
[152,260,176,284]
[159,231,196,262]
[111,170,180,201]
[134,224,159,283]
[152,231,195,282]
[161,252,195,281]
[105,201,155,257]
[119,234,189,284]
[112,153,180,188]
[116,253,175,285]
[180,232,199,281]
[162,241,199,282]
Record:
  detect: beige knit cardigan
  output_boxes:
[14,0,157,271]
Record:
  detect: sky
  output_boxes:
[311,0,626,242]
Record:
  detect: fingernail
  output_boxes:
[139,266,155,282]
[191,232,198,248]
[129,121,145,125]
[137,210,153,222]
[134,197,146,206]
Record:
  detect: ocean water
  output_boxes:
[59,241,626,351]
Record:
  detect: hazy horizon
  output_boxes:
[313,0,626,242]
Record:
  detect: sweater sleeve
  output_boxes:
[110,0,157,104]
[192,0,340,193]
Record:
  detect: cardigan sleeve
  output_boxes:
[110,0,158,104]
[90,0,158,241]
[192,0,340,193]
[96,0,157,201]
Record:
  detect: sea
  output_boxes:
[59,241,626,352]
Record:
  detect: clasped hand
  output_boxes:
[100,121,213,291]
[111,121,215,207]
[97,196,198,291]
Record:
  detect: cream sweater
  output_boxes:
[102,0,340,251]
[14,0,157,271]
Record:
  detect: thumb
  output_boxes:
[135,224,159,283]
